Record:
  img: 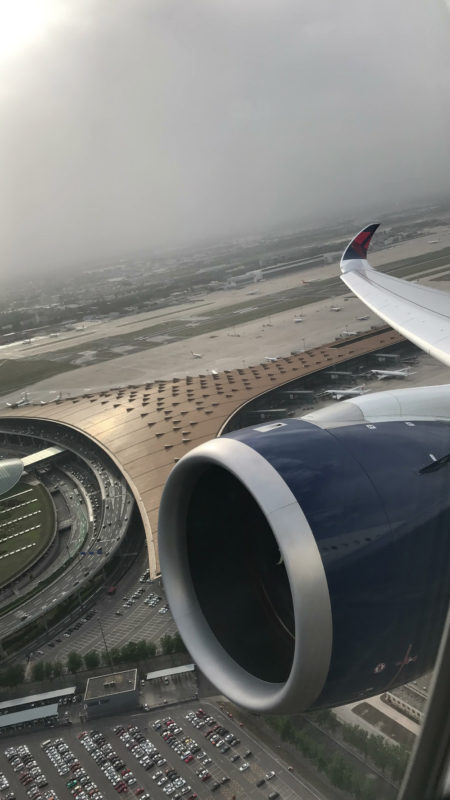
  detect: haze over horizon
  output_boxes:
[1,0,450,280]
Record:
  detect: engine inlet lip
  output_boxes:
[159,436,332,713]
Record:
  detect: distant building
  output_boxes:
[282,389,315,403]
[246,408,287,421]
[84,669,138,719]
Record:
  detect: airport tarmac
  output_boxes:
[1,226,450,405]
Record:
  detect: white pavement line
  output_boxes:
[4,488,32,500]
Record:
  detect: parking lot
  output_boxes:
[31,565,177,664]
[0,701,326,800]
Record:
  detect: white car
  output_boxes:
[239,762,249,772]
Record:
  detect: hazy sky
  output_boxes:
[1,0,450,278]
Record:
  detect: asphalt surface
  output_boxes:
[0,697,331,800]
[32,558,177,662]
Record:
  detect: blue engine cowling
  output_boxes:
[158,415,450,713]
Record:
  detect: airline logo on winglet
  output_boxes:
[341,223,379,264]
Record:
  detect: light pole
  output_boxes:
[98,616,113,669]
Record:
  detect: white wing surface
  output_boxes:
[340,224,450,368]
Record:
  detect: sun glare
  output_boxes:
[0,0,64,61]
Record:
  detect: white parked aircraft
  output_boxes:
[294,316,304,323]
[6,393,30,408]
[369,367,415,380]
[330,305,342,312]
[191,351,202,359]
[322,384,368,401]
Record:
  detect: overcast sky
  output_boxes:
[1,0,450,278]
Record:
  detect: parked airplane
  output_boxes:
[191,351,202,359]
[369,367,415,380]
[330,305,342,311]
[322,383,368,400]
[293,316,304,323]
[158,223,450,722]
[6,393,30,408]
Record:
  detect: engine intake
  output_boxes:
[159,414,450,713]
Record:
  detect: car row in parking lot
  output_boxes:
[153,713,237,795]
[4,743,57,800]
[79,728,147,796]
[145,593,162,608]
[0,770,9,792]
[41,736,102,800]
[0,702,287,800]
[42,608,98,650]
[115,722,196,798]
[184,707,281,796]
[121,589,161,610]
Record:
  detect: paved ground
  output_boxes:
[31,556,177,664]
[0,698,331,800]
[2,227,449,404]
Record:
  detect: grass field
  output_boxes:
[0,481,55,587]
[0,356,74,397]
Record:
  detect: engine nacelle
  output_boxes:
[158,388,450,713]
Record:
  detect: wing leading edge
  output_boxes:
[340,225,450,368]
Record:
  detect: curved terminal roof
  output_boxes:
[0,458,23,497]
[0,327,402,576]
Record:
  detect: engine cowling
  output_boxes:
[158,398,450,713]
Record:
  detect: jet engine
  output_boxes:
[158,386,450,713]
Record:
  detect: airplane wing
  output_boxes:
[340,224,450,368]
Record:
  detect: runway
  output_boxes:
[1,228,449,405]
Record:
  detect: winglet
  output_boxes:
[340,223,379,272]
